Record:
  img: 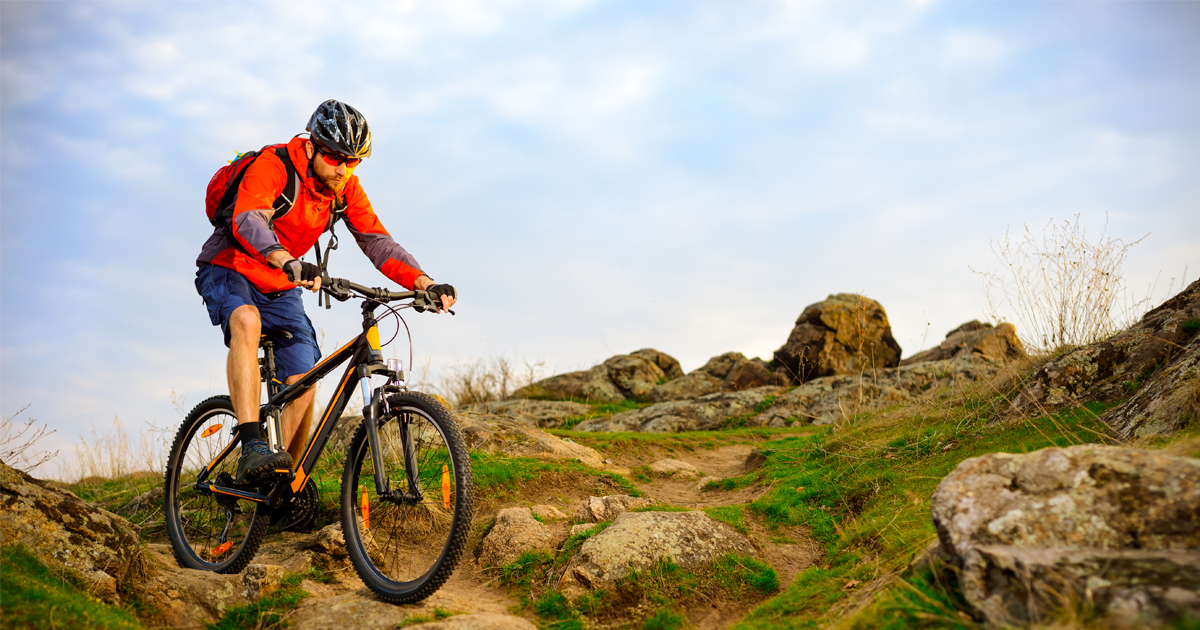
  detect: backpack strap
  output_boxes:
[269,146,300,220]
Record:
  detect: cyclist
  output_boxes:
[195,99,456,488]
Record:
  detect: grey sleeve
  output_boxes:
[232,209,286,258]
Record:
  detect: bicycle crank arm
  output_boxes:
[200,482,269,504]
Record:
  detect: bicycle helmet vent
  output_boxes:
[306,99,372,158]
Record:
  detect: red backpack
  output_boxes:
[205,144,300,227]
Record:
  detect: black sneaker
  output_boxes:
[235,439,293,485]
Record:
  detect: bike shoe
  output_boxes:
[235,439,293,486]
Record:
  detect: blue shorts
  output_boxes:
[195,264,321,379]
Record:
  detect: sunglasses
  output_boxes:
[314,144,362,168]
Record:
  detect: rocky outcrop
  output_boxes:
[647,372,724,402]
[573,495,655,523]
[477,507,562,568]
[648,459,701,479]
[901,320,1027,365]
[772,294,902,384]
[456,411,616,470]
[0,460,148,603]
[511,349,682,403]
[457,400,590,428]
[647,353,787,402]
[931,445,1200,628]
[1007,278,1200,438]
[573,386,785,433]
[559,511,755,596]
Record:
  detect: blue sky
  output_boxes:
[2,1,1198,477]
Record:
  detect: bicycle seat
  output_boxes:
[259,330,294,345]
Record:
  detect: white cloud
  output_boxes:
[941,31,1008,67]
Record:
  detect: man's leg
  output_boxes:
[227,304,262,427]
[281,375,315,467]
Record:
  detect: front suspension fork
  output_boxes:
[361,377,423,503]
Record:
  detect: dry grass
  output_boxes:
[69,414,170,482]
[0,405,58,473]
[973,214,1150,354]
[434,355,544,407]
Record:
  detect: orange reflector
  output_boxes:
[441,464,451,509]
[201,424,223,438]
[213,541,233,555]
[361,486,370,529]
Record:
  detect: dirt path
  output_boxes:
[143,436,819,630]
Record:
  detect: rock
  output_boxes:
[629,348,685,381]
[0,461,148,601]
[458,400,590,428]
[648,372,724,402]
[695,476,721,490]
[1007,278,1200,438]
[456,411,613,470]
[241,563,286,600]
[605,354,667,399]
[697,352,746,379]
[511,364,624,403]
[724,358,789,391]
[531,504,569,521]
[477,508,561,568]
[648,458,701,479]
[574,386,784,433]
[772,294,902,383]
[900,320,1027,365]
[574,495,655,523]
[570,523,598,537]
[300,523,350,558]
[755,354,1003,427]
[931,445,1200,628]
[511,349,683,402]
[560,511,755,596]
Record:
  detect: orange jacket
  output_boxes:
[197,137,424,293]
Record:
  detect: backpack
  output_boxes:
[205,144,300,228]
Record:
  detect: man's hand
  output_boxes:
[425,283,457,313]
[282,259,322,292]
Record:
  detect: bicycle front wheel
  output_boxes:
[341,391,474,604]
[163,395,268,573]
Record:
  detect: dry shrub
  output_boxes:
[0,405,58,473]
[70,415,169,481]
[973,214,1149,354]
[436,356,544,408]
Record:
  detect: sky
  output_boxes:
[2,1,1198,478]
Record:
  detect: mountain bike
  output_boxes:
[163,276,474,604]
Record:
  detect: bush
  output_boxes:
[973,214,1148,353]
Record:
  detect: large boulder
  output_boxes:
[511,349,682,402]
[573,494,655,523]
[647,372,724,403]
[559,511,755,596]
[931,445,1200,628]
[0,460,148,603]
[477,507,562,568]
[1007,278,1200,438]
[648,352,786,402]
[772,294,902,383]
[901,320,1027,365]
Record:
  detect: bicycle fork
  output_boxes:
[359,371,424,504]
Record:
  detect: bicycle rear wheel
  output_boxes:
[341,391,474,603]
[163,395,268,573]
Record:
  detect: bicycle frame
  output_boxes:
[198,296,412,509]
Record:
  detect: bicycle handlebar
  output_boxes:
[320,274,450,314]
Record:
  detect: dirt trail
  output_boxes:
[144,436,819,630]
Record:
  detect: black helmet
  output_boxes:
[306,99,372,158]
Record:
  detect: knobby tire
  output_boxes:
[163,395,268,574]
[341,391,475,604]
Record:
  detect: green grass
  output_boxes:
[733,399,1118,630]
[557,399,649,430]
[704,505,750,535]
[395,607,456,628]
[0,544,147,630]
[206,570,311,630]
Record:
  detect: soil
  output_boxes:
[139,431,821,630]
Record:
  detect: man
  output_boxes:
[195,99,456,487]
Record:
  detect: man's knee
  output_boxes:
[228,305,262,343]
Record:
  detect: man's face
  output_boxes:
[307,142,359,192]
